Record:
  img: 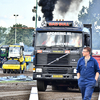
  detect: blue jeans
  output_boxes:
[79,85,94,100]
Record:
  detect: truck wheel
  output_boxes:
[14,69,18,74]
[52,85,58,90]
[94,87,99,92]
[11,69,14,73]
[78,86,81,92]
[7,69,10,73]
[18,68,22,74]
[37,80,47,91]
[3,69,6,73]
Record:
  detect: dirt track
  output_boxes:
[0,69,99,100]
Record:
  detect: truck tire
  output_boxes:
[14,69,18,74]
[94,87,99,92]
[52,85,58,90]
[37,80,47,91]
[18,67,22,74]
[7,69,10,73]
[78,86,81,92]
[3,69,6,73]
[11,69,14,73]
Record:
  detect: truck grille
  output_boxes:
[48,54,68,64]
[47,68,67,74]
[36,54,69,65]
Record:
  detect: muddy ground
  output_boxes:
[0,69,99,100]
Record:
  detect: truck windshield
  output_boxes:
[36,32,82,47]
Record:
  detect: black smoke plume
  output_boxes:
[39,0,57,21]
[39,0,83,21]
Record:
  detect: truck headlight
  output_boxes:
[36,68,42,72]
[73,68,77,73]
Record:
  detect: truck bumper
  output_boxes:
[2,64,20,69]
[33,73,77,81]
[33,73,78,87]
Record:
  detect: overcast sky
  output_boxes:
[0,0,91,28]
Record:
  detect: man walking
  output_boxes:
[76,47,100,100]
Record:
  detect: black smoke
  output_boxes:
[39,0,58,21]
[39,0,83,21]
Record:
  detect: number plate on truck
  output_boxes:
[52,75,63,78]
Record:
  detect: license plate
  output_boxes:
[52,75,63,78]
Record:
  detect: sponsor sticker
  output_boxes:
[65,50,70,54]
[42,50,51,53]
[37,50,42,53]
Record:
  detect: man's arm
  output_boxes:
[95,72,99,81]
[77,73,80,79]
[94,59,100,81]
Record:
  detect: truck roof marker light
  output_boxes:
[56,19,58,21]
[37,50,42,53]
[62,19,64,21]
[65,50,70,54]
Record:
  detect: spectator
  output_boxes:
[2,57,7,64]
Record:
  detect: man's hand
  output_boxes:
[95,72,99,81]
[77,73,80,79]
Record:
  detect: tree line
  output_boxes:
[0,24,34,46]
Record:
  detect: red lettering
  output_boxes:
[63,23,67,26]
[67,23,69,26]
[49,23,53,26]
[49,22,70,27]
[55,23,58,26]
[59,23,63,26]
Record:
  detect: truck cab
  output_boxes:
[33,21,92,91]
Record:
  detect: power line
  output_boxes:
[11,27,35,29]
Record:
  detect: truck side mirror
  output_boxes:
[86,36,90,46]
[32,34,35,47]
[32,41,34,47]
[84,34,90,46]
[22,47,24,51]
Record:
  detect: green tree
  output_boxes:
[78,0,100,49]
[5,24,34,46]
[0,27,7,45]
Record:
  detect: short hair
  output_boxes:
[83,46,91,54]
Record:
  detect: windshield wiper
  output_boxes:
[47,53,69,65]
